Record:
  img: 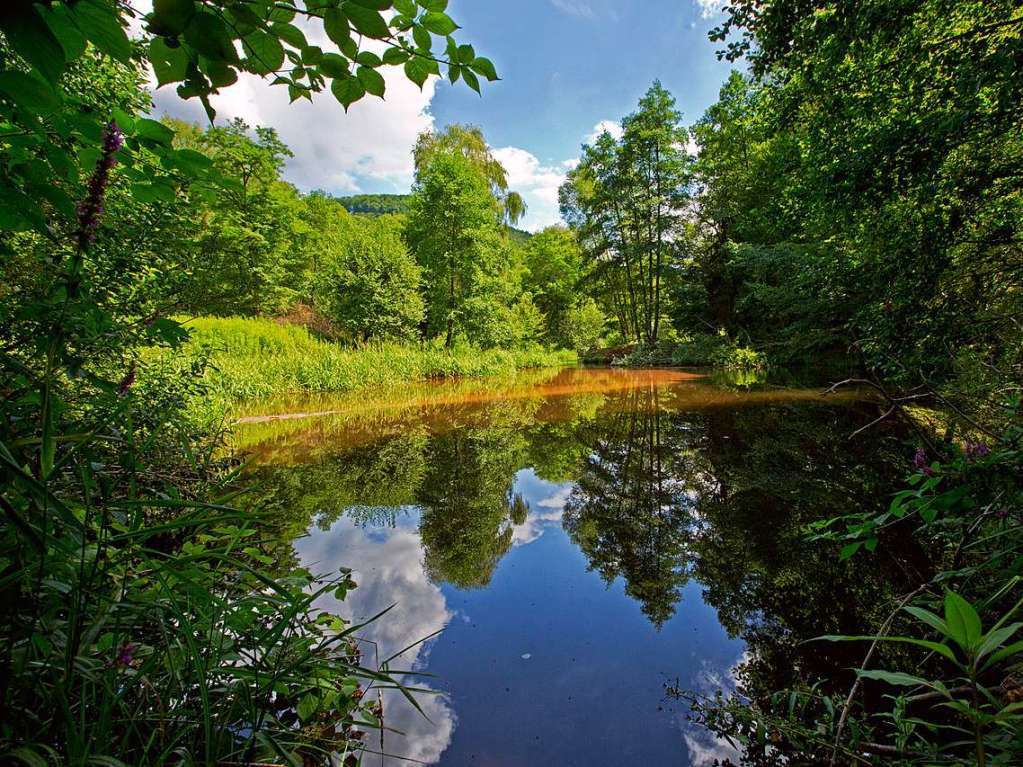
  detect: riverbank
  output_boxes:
[166,316,577,402]
[582,333,768,370]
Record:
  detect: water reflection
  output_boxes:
[565,387,697,627]
[242,367,903,765]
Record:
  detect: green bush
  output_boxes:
[671,331,767,371]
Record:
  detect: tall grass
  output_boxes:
[178,316,577,401]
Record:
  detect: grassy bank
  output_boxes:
[171,316,577,402]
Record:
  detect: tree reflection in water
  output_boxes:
[242,369,909,762]
[563,385,697,627]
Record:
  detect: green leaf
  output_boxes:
[421,0,449,10]
[72,0,133,62]
[243,30,286,75]
[296,693,319,721]
[839,541,862,560]
[412,24,432,51]
[8,746,55,767]
[150,38,191,86]
[271,21,307,49]
[345,4,389,37]
[225,5,262,34]
[394,0,417,15]
[150,0,196,35]
[904,605,952,639]
[404,56,430,88]
[134,118,176,146]
[357,51,382,67]
[382,46,410,65]
[0,4,67,83]
[350,0,393,9]
[268,6,297,23]
[131,182,176,204]
[184,10,239,64]
[944,590,982,651]
[461,67,480,94]
[0,71,60,115]
[856,669,935,689]
[323,8,352,45]
[976,622,1023,660]
[41,4,88,61]
[331,76,365,109]
[981,639,1023,671]
[357,66,386,97]
[421,11,457,35]
[318,53,350,78]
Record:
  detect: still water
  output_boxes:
[237,367,903,766]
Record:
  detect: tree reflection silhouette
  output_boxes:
[418,427,529,588]
[563,386,696,627]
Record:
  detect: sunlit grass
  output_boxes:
[176,316,577,401]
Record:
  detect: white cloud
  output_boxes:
[683,727,743,767]
[510,507,565,546]
[694,0,727,19]
[550,0,596,19]
[679,651,748,766]
[150,69,436,195]
[492,146,569,231]
[295,519,455,764]
[536,485,573,509]
[585,118,624,144]
[508,482,573,545]
[139,1,435,195]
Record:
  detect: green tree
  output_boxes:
[561,297,606,353]
[0,2,493,763]
[406,151,509,347]
[563,388,695,627]
[560,82,693,345]
[313,214,425,342]
[418,427,525,588]
[522,225,587,345]
[414,124,527,225]
[169,118,307,315]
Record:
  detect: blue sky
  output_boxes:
[149,1,734,231]
[433,0,731,170]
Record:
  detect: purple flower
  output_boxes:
[76,121,123,250]
[995,509,1009,520]
[964,442,990,461]
[115,642,136,668]
[912,447,935,476]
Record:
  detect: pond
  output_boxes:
[236,367,908,766]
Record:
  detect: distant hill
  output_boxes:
[507,226,531,245]
[336,193,533,243]
[335,194,411,215]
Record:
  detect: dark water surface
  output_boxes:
[237,367,903,766]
